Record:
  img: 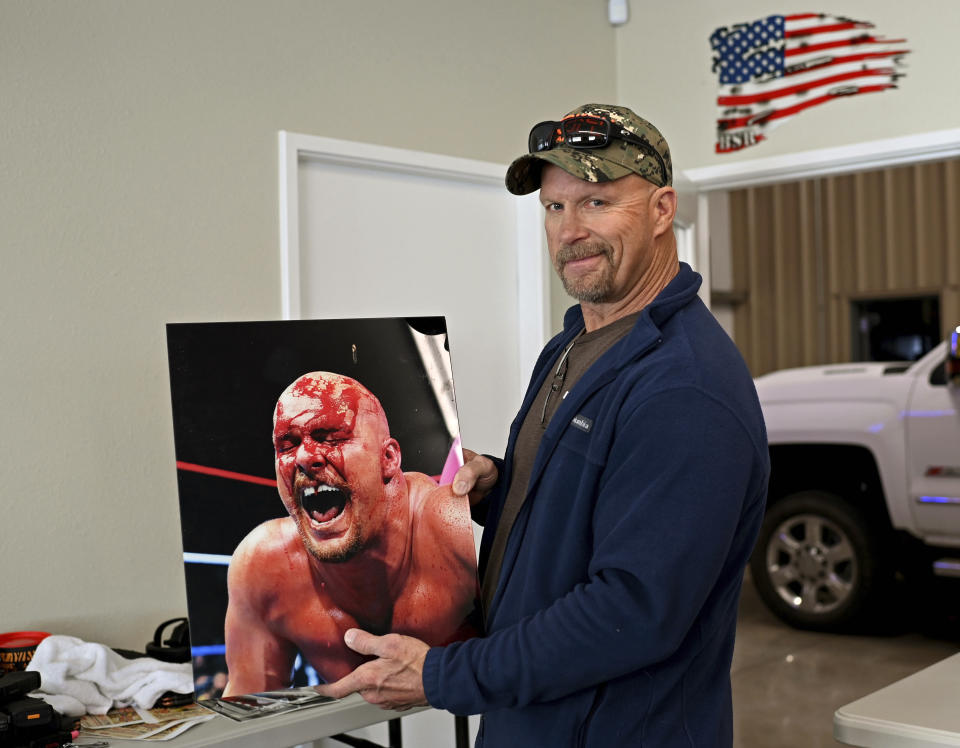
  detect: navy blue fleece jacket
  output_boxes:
[422,264,769,747]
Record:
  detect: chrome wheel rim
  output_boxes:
[764,512,858,615]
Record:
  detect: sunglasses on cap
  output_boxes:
[528,114,667,185]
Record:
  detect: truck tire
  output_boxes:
[749,491,891,631]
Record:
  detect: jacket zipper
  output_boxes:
[577,684,606,748]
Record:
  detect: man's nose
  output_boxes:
[557,209,589,245]
[296,441,328,471]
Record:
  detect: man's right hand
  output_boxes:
[452,449,498,506]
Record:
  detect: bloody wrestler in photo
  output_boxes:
[221,372,480,696]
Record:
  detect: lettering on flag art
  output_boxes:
[710,13,910,153]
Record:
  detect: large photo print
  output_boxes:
[166,317,480,703]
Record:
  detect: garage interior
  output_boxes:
[715,157,960,746]
[714,157,960,375]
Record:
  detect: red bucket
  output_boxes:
[0,631,50,672]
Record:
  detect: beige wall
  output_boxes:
[615,0,960,172]
[0,0,615,649]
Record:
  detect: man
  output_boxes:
[316,105,769,746]
[221,371,479,696]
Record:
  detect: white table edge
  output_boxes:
[156,695,427,748]
[833,652,960,748]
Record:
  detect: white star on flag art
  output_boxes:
[710,13,910,153]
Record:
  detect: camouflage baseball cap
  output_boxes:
[505,103,672,194]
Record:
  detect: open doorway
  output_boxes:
[685,129,960,377]
[696,157,960,376]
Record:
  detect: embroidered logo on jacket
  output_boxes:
[571,414,593,433]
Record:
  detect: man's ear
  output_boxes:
[650,187,678,237]
[381,438,402,482]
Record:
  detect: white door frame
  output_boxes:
[682,127,960,191]
[278,131,549,394]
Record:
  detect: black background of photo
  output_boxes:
[165,317,458,660]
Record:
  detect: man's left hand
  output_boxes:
[314,629,430,711]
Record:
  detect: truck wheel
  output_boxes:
[749,491,890,631]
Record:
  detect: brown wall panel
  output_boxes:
[797,181,820,363]
[946,160,960,288]
[729,190,753,367]
[748,187,777,375]
[822,176,851,362]
[913,163,939,288]
[891,165,918,290]
[865,170,889,291]
[772,182,805,369]
[855,171,877,292]
[726,158,960,376]
[883,168,899,289]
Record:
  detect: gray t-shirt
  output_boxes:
[481,312,641,617]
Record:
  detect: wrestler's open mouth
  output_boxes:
[299,484,349,525]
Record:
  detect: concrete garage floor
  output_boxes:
[731,572,960,747]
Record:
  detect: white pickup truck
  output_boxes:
[750,326,960,631]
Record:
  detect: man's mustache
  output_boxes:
[555,241,613,268]
[292,465,339,491]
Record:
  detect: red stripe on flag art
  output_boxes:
[709,13,910,153]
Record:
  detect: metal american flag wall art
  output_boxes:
[710,13,910,153]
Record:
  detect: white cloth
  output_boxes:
[25,635,193,717]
